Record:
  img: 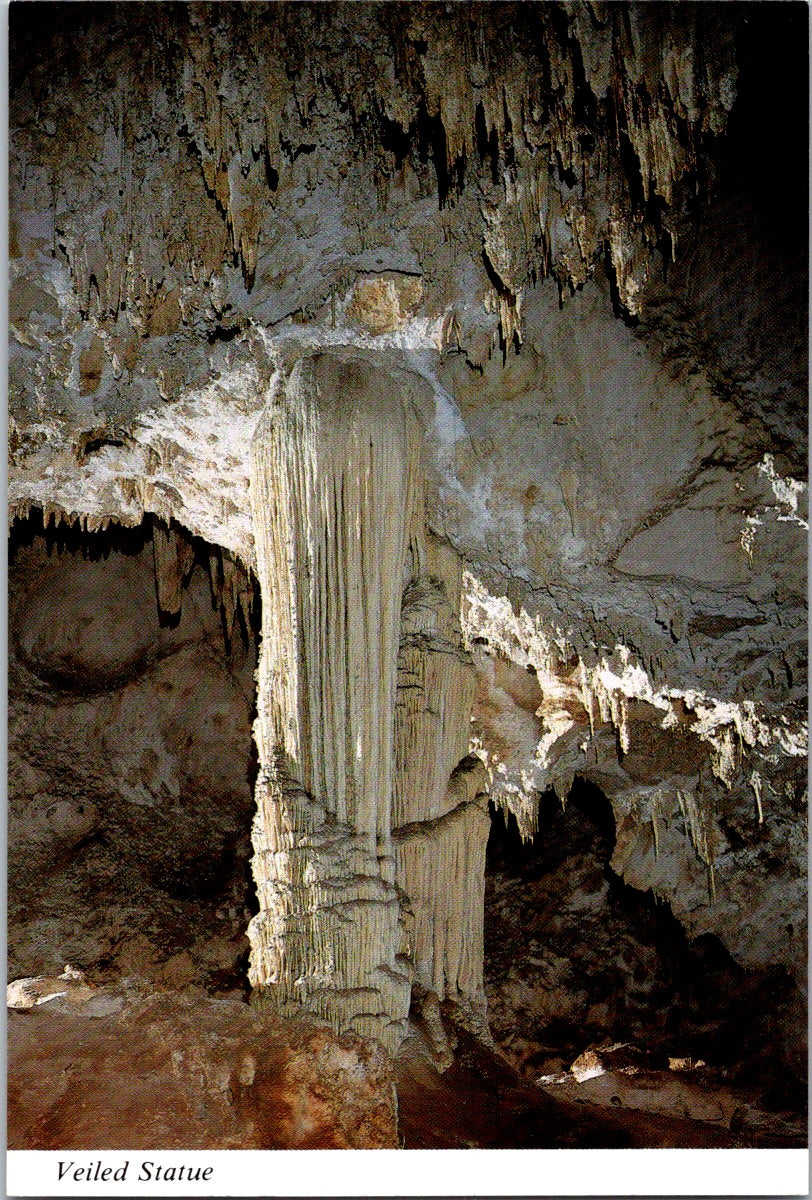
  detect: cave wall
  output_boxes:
[8,2,807,1053]
[485,781,806,1104]
[8,519,258,988]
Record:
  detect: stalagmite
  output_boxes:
[248,352,421,1053]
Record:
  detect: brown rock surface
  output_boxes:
[482,784,807,1144]
[8,990,397,1150]
[8,522,259,991]
[394,1022,743,1150]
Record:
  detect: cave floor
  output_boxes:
[394,1026,805,1150]
[8,981,805,1151]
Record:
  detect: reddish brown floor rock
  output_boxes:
[8,989,397,1150]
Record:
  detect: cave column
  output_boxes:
[247,352,418,1053]
[393,532,491,1027]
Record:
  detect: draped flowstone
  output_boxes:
[248,350,488,1054]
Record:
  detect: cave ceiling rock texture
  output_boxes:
[10,1,738,444]
[8,1,807,1054]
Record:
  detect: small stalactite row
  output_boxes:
[205,544,254,642]
[11,3,740,359]
[676,784,718,902]
[10,504,253,647]
[151,516,253,639]
[13,500,116,535]
[461,574,791,910]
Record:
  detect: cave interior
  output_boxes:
[6,0,808,1157]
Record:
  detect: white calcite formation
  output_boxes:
[393,536,489,1015]
[463,570,807,988]
[248,351,486,1051]
[7,3,806,1071]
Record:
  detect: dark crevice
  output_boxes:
[378,111,412,170]
[601,248,640,326]
[279,136,316,163]
[485,778,806,1110]
[414,101,454,208]
[8,509,261,999]
[616,129,647,213]
[206,322,243,344]
[11,506,151,561]
[474,101,500,186]
[80,435,126,457]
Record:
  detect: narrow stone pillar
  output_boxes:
[393,532,489,1019]
[247,352,418,1053]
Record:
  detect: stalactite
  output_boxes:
[650,790,663,858]
[151,525,184,619]
[394,536,476,828]
[12,3,740,361]
[246,352,495,1049]
[463,573,804,915]
[392,523,487,1012]
[676,786,718,900]
[750,769,765,825]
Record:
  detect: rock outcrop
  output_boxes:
[8,988,398,1149]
